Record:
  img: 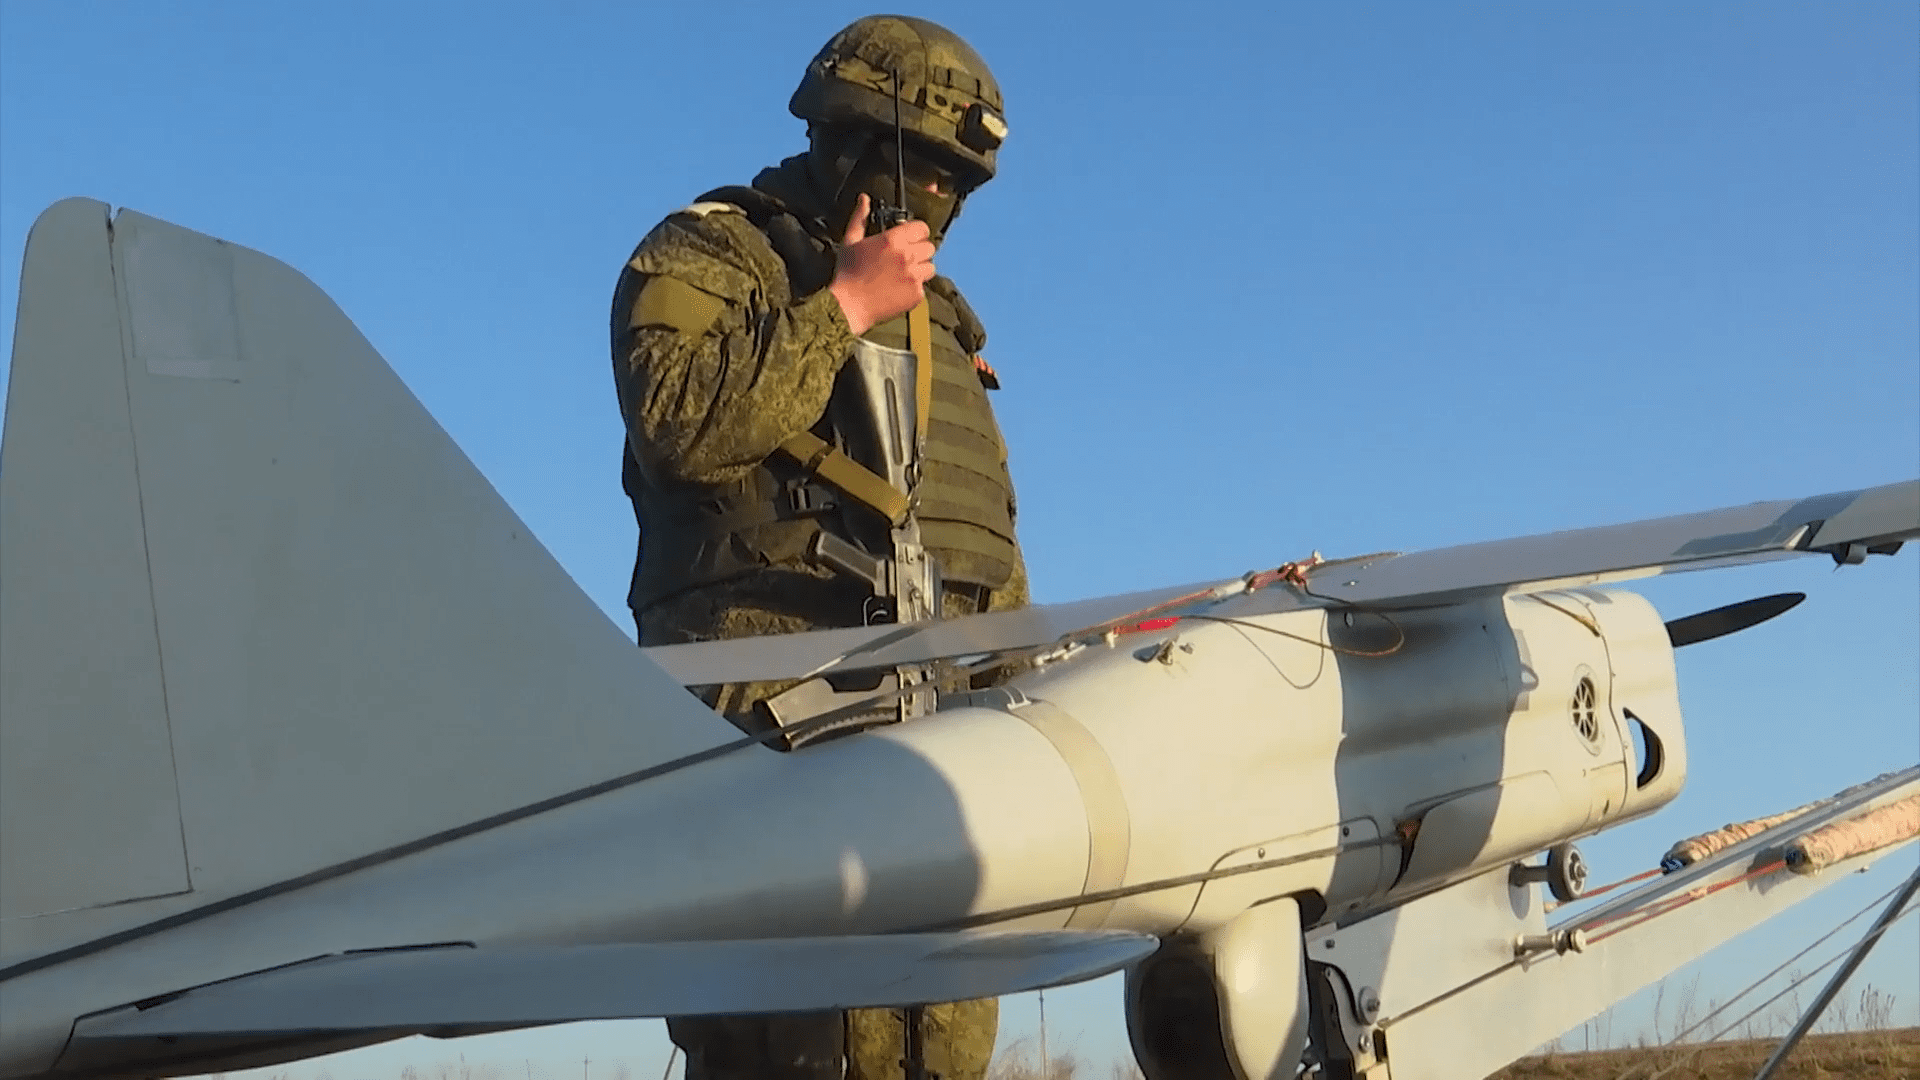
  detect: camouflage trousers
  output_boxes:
[668,1000,998,1079]
[643,592,1001,1078]
[666,679,1001,1078]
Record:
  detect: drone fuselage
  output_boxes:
[3,589,1683,1079]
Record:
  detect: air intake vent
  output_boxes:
[1571,675,1601,746]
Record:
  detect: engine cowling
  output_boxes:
[1125,898,1310,1080]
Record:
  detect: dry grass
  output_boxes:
[990,981,1912,1080]
[988,1032,1918,1080]
[987,1037,1143,1080]
[1491,1028,1919,1079]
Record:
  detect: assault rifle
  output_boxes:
[773,66,942,750]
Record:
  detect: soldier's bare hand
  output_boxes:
[830,193,935,336]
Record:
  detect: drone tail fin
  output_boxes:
[0,199,719,947]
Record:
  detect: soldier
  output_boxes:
[609,14,1026,1080]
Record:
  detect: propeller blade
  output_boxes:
[1665,592,1806,648]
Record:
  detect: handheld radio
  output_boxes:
[867,69,913,233]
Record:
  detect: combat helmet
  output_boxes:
[790,15,1008,186]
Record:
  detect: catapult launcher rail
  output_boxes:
[1302,767,1920,1080]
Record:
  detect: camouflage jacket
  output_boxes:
[612,157,1029,663]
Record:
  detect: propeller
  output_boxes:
[1664,592,1806,648]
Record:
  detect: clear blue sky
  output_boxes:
[3,1,1915,1074]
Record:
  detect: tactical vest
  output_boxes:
[623,185,1019,620]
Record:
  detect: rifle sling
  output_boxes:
[776,431,911,528]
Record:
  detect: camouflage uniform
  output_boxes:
[618,156,1029,665]
[609,21,1023,1078]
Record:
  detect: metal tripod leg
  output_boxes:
[1753,866,1920,1080]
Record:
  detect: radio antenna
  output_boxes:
[892,69,908,217]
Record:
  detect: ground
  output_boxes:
[1489,1028,1920,1080]
[984,1029,1920,1080]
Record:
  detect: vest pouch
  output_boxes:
[629,469,840,614]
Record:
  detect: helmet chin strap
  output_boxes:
[819,130,878,221]
[802,126,878,234]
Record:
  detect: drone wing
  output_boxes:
[643,480,1917,685]
[74,931,1155,1038]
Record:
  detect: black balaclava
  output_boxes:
[805,124,979,246]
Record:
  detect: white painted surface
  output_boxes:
[1,200,736,964]
[0,199,190,923]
